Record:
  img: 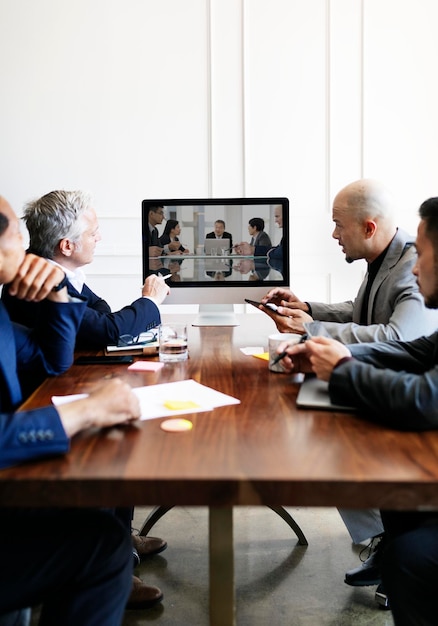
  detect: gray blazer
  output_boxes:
[306,228,438,343]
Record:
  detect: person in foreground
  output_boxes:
[277,196,438,626]
[0,196,158,625]
[0,191,168,608]
[260,178,438,587]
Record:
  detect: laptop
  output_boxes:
[204,238,231,255]
[296,375,357,412]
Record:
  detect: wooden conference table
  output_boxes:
[2,314,438,624]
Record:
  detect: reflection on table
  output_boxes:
[148,254,283,283]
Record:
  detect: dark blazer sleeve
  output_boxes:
[75,284,161,347]
[10,299,86,375]
[328,333,438,430]
[0,405,69,469]
[159,234,185,252]
[2,280,161,349]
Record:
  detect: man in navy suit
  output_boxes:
[0,195,150,625]
[1,191,168,609]
[2,190,170,348]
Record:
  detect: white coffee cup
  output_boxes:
[268,333,303,373]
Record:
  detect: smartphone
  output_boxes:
[74,355,134,365]
[244,298,279,312]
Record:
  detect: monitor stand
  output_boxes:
[192,304,239,327]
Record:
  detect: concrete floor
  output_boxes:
[124,506,393,626]
[30,506,394,625]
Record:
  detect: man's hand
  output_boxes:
[7,254,68,302]
[167,241,182,252]
[142,274,170,303]
[148,245,164,258]
[233,242,255,256]
[58,378,141,437]
[266,307,312,334]
[305,336,351,381]
[280,336,351,381]
[261,287,309,312]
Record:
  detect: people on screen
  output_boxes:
[147,205,165,257]
[205,219,233,248]
[259,179,438,595]
[276,195,438,625]
[159,219,190,254]
[247,217,272,249]
[234,205,283,263]
[0,195,157,624]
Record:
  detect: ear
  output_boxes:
[364,220,377,239]
[58,238,75,258]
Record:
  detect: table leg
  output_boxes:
[209,507,235,626]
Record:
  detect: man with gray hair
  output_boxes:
[259,178,438,593]
[2,190,169,348]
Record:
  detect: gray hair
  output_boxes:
[23,190,92,259]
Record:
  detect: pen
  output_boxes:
[271,333,308,366]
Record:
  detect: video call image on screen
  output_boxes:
[142,197,289,290]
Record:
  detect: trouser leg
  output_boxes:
[0,508,132,626]
[338,508,384,543]
[381,511,438,626]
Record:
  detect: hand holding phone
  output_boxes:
[245,298,280,313]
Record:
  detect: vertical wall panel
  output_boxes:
[2,0,438,310]
[210,0,245,196]
[363,0,438,233]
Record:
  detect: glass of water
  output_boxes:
[159,323,188,362]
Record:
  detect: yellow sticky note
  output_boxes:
[163,399,201,411]
[253,352,269,361]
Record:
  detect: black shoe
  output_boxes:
[344,534,385,587]
[375,583,391,610]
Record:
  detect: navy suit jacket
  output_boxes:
[0,299,86,469]
[2,281,161,348]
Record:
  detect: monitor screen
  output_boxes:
[142,197,290,325]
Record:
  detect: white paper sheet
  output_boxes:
[52,379,240,421]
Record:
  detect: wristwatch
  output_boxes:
[52,274,69,292]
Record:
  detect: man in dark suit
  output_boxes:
[206,219,233,248]
[2,191,170,348]
[1,190,169,607]
[277,196,438,625]
[0,195,153,624]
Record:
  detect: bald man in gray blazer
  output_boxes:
[260,179,438,589]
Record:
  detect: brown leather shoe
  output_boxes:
[125,575,163,610]
[132,533,167,558]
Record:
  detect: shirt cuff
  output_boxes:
[334,356,354,369]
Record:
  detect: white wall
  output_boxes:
[1,0,438,311]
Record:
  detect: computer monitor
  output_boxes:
[142,197,290,326]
